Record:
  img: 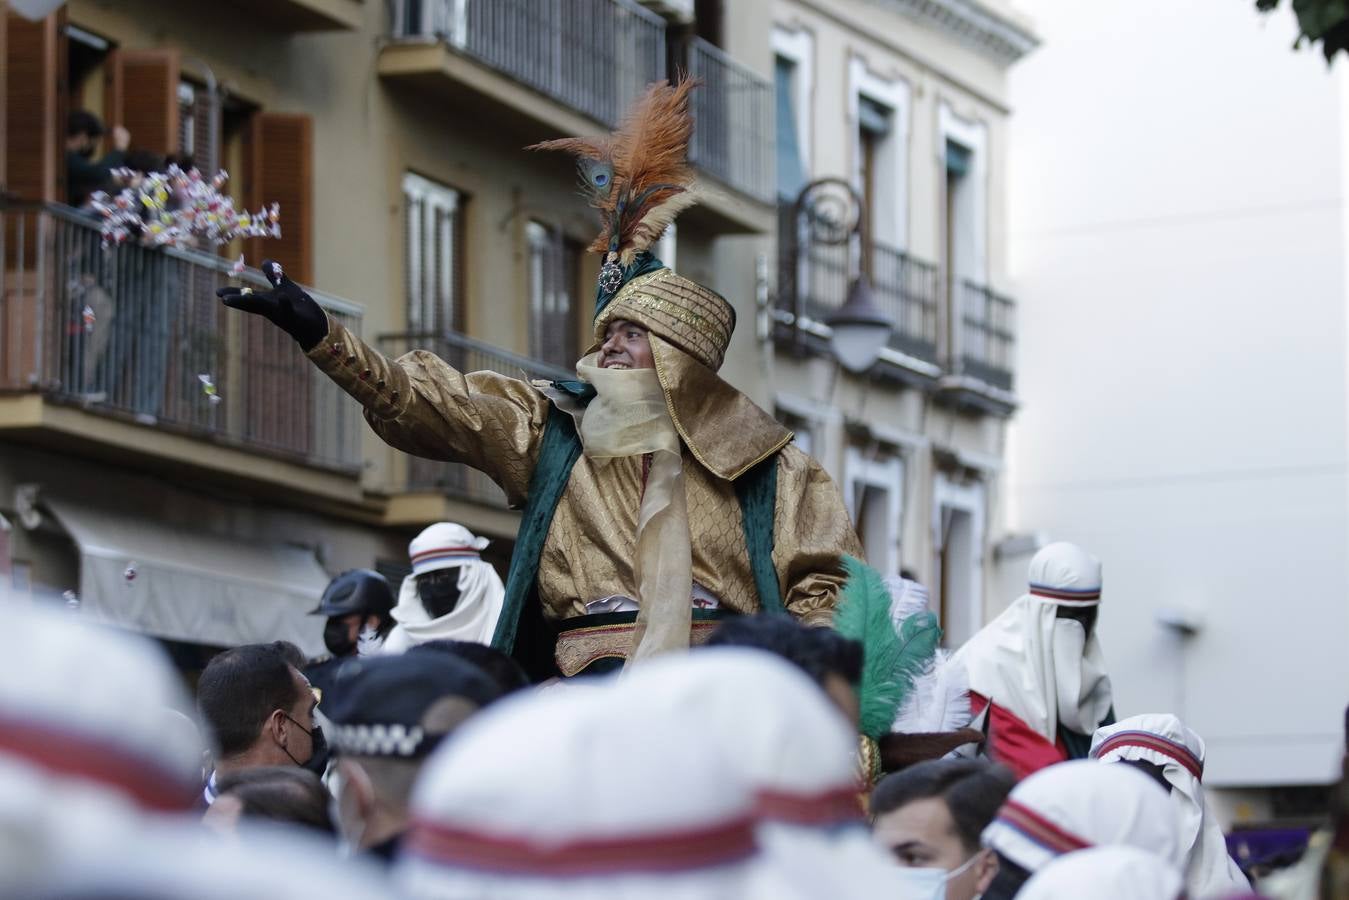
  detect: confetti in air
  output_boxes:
[90,167,281,265]
[123,562,137,584]
[197,373,223,406]
[231,253,246,276]
[81,305,96,334]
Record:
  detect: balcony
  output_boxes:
[378,330,570,511]
[205,0,364,31]
[777,206,942,383]
[934,279,1016,414]
[0,203,365,496]
[954,280,1015,391]
[682,37,775,209]
[381,0,666,138]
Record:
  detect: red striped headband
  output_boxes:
[1093,731,1203,781]
[995,799,1092,856]
[757,785,864,827]
[1029,583,1101,605]
[404,814,758,876]
[0,714,195,812]
[411,545,481,562]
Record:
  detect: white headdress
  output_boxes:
[982,759,1181,874]
[1092,714,1251,896]
[384,521,505,651]
[1018,845,1185,900]
[952,541,1112,740]
[397,678,773,898]
[613,648,915,898]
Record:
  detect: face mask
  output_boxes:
[323,616,357,657]
[282,712,327,772]
[895,850,986,900]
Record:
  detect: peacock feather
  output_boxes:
[834,556,943,740]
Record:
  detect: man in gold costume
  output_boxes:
[220,82,861,677]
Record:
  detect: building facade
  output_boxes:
[1003,0,1348,827]
[766,0,1035,647]
[0,0,1033,661]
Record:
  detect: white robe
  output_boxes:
[1091,714,1251,897]
[382,560,505,653]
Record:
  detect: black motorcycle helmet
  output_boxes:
[312,569,395,630]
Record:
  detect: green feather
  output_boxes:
[834,556,943,739]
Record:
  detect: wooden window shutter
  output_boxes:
[245,112,313,285]
[104,48,181,157]
[4,8,64,202]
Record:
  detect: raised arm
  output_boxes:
[219,261,548,505]
[771,445,864,626]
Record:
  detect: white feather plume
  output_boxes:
[890,648,973,734]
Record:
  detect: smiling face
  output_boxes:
[598,319,654,370]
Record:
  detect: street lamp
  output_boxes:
[785,177,895,373]
[826,272,892,373]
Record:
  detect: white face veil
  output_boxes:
[383,522,505,652]
[1091,714,1251,896]
[952,541,1113,741]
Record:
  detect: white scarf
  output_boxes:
[1019,846,1185,900]
[382,560,505,653]
[573,357,692,663]
[953,593,1112,742]
[1091,714,1251,897]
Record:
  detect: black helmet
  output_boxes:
[312,569,395,619]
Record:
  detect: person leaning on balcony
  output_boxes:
[217,80,861,679]
[66,110,130,208]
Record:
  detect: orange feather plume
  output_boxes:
[529,80,700,265]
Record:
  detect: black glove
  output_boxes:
[217,259,328,351]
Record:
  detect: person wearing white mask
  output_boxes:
[382,521,506,653]
[1017,845,1185,900]
[952,541,1114,779]
[980,760,1180,899]
[1091,714,1251,896]
[871,759,1015,900]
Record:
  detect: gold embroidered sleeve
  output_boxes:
[771,445,863,627]
[305,315,548,505]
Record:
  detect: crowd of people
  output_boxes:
[10,81,1342,898]
[1,528,1342,898]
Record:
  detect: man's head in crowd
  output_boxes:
[202,766,334,837]
[313,570,395,659]
[197,643,321,774]
[326,653,500,858]
[871,759,1013,899]
[705,614,863,727]
[410,640,530,695]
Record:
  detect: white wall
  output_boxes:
[1006,0,1349,787]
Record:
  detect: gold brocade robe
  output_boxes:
[308,320,861,626]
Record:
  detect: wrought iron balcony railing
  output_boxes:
[378,330,571,507]
[778,205,941,363]
[956,279,1015,391]
[388,0,667,129]
[682,37,775,204]
[0,202,364,471]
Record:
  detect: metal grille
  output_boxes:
[378,330,571,507]
[0,202,363,471]
[684,37,774,204]
[526,221,581,371]
[778,204,940,362]
[389,0,666,128]
[957,279,1015,390]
